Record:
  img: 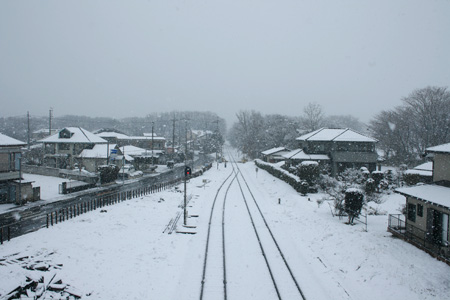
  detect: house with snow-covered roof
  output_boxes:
[282,148,330,167]
[0,133,36,204]
[78,144,131,173]
[96,131,166,151]
[390,142,450,264]
[120,145,165,171]
[39,127,107,169]
[295,128,378,176]
[260,147,290,163]
[404,161,433,184]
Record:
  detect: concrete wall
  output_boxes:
[23,165,60,177]
[433,153,450,182]
[23,165,98,184]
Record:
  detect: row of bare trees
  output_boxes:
[369,86,450,165]
[228,105,366,159]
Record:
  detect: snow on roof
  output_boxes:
[261,147,289,156]
[296,128,377,143]
[283,149,329,161]
[396,185,450,208]
[120,145,147,156]
[300,160,319,166]
[40,127,107,144]
[0,133,26,146]
[404,161,433,177]
[404,169,433,177]
[126,136,166,141]
[96,132,130,139]
[413,161,433,171]
[427,142,450,154]
[119,145,164,157]
[79,144,118,158]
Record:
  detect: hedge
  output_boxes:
[254,159,304,192]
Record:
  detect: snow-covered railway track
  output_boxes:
[199,152,307,300]
[199,169,236,300]
[231,157,307,300]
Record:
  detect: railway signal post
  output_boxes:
[184,166,191,225]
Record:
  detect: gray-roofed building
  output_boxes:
[0,133,35,204]
[261,147,290,163]
[390,142,450,264]
[39,127,107,169]
[296,128,378,176]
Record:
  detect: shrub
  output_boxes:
[297,161,319,186]
[98,165,120,184]
[403,173,421,186]
[344,188,364,224]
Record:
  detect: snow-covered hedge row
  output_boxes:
[254,159,303,193]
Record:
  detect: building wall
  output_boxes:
[406,196,450,244]
[433,153,450,182]
[0,152,10,172]
[406,196,427,233]
[0,149,21,173]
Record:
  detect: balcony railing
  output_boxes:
[388,214,450,265]
[0,171,21,181]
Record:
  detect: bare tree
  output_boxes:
[301,102,324,132]
[369,86,450,165]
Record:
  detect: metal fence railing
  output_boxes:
[388,214,450,265]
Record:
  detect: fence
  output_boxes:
[388,214,450,265]
[1,161,213,245]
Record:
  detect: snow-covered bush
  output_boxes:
[300,181,309,196]
[338,168,365,188]
[254,160,304,193]
[344,188,364,224]
[98,165,120,184]
[365,178,376,195]
[296,161,319,186]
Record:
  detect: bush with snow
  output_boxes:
[344,189,364,225]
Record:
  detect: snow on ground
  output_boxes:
[22,173,68,200]
[1,162,449,299]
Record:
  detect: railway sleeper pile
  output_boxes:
[0,252,83,300]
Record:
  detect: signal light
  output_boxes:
[185,166,191,177]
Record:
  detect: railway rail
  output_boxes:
[198,153,307,300]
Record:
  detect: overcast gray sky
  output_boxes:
[1,0,449,125]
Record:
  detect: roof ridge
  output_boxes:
[305,127,325,141]
[344,127,379,142]
[331,128,349,141]
[78,127,91,142]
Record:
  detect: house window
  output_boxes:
[59,143,70,151]
[417,204,423,217]
[407,203,416,222]
[443,213,449,246]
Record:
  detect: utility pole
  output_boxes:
[49,108,53,136]
[27,111,30,150]
[151,121,154,166]
[184,119,188,226]
[213,118,220,168]
[171,116,176,158]
[18,156,22,205]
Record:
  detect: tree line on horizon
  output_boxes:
[228,86,450,167]
[0,111,226,147]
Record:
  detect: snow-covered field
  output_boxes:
[1,162,449,299]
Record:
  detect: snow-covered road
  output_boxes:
[1,158,449,299]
